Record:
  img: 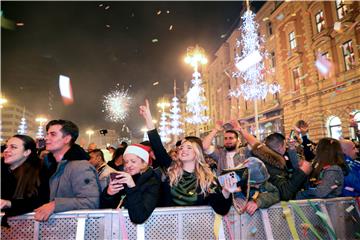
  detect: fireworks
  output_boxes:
[103,88,132,122]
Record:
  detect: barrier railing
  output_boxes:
[1,197,359,240]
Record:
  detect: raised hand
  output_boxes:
[139,99,155,130]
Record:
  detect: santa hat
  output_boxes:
[124,144,151,164]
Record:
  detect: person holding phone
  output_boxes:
[100,144,161,224]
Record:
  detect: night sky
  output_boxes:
[1,1,264,138]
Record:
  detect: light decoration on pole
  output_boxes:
[36,117,48,139]
[17,108,27,135]
[103,87,132,123]
[169,80,184,137]
[157,101,170,143]
[184,45,209,125]
[229,2,280,138]
[141,127,149,141]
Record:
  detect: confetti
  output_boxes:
[276,13,284,21]
[166,10,170,14]
[106,24,111,28]
[345,186,354,192]
[16,22,24,26]
[346,205,354,213]
[152,38,158,43]
[98,4,103,7]
[157,10,161,15]
[169,25,173,30]
[334,22,342,32]
[330,185,338,189]
[315,53,334,77]
[59,75,74,105]
[153,81,159,86]
[105,5,110,10]
[220,34,226,38]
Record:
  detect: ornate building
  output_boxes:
[205,0,360,141]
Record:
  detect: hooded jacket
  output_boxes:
[48,144,101,212]
[251,143,307,201]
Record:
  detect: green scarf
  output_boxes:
[171,171,198,205]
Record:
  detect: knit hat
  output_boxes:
[245,157,270,184]
[124,144,151,164]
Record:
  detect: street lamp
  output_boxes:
[86,129,94,144]
[184,45,209,136]
[36,117,48,139]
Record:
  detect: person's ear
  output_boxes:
[23,149,31,158]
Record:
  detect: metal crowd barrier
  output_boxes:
[1,197,359,240]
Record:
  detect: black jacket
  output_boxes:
[252,143,307,201]
[147,129,232,215]
[100,167,161,224]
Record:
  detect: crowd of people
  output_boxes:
[1,100,359,226]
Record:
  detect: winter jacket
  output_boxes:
[1,160,49,219]
[342,155,360,197]
[100,167,161,224]
[206,145,251,175]
[48,144,101,213]
[301,135,316,161]
[296,165,344,199]
[147,129,232,215]
[251,143,307,201]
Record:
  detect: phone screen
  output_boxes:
[289,130,295,139]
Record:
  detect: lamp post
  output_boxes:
[184,45,209,137]
[36,117,48,139]
[86,129,94,145]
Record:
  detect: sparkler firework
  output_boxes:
[103,88,132,122]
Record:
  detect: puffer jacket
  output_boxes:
[48,144,101,212]
[251,143,307,201]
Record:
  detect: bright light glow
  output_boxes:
[35,117,48,139]
[86,130,94,135]
[59,75,73,101]
[17,117,27,135]
[169,96,184,136]
[103,88,132,122]
[159,111,170,143]
[230,10,280,101]
[235,50,262,72]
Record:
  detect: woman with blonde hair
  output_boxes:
[140,100,232,215]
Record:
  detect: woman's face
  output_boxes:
[123,153,147,175]
[4,137,30,168]
[178,141,196,163]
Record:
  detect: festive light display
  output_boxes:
[36,117,47,139]
[17,117,27,135]
[159,111,169,143]
[230,9,280,101]
[103,88,132,122]
[169,81,183,136]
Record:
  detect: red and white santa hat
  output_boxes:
[124,144,151,164]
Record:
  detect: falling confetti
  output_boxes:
[59,75,74,105]
[315,53,334,77]
[105,5,110,10]
[103,87,132,122]
[152,38,158,43]
[153,81,159,86]
[106,24,111,28]
[16,22,24,26]
[169,25,173,30]
[334,22,342,32]
[166,10,170,14]
[98,4,103,7]
[157,10,161,15]
[220,34,226,38]
[276,13,284,21]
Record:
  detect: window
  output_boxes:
[289,31,297,50]
[342,40,355,71]
[335,0,348,20]
[270,51,276,68]
[315,11,325,33]
[292,67,301,90]
[267,21,273,36]
[350,111,360,140]
[327,116,342,139]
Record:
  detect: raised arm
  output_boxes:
[139,99,155,130]
[202,121,223,151]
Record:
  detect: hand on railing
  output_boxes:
[34,201,55,221]
[0,199,11,209]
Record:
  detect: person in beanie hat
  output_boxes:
[231,157,280,215]
[100,143,161,224]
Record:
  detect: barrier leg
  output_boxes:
[75,216,87,240]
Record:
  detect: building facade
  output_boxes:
[205,0,360,142]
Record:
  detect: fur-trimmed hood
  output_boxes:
[251,142,286,169]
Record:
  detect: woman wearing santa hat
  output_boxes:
[139,100,232,215]
[100,143,161,224]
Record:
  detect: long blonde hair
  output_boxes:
[168,140,215,196]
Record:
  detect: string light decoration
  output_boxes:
[36,117,48,139]
[184,45,209,125]
[17,117,27,135]
[229,8,280,100]
[169,80,184,136]
[157,101,170,143]
[103,87,132,122]
[229,2,280,139]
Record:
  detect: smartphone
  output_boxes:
[110,172,122,181]
[218,171,240,186]
[223,122,234,131]
[289,130,296,140]
[37,138,46,149]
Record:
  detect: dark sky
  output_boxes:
[1,1,264,138]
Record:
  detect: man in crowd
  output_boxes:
[296,120,316,161]
[203,120,250,175]
[34,120,101,221]
[238,128,312,201]
[340,139,360,196]
[87,142,97,153]
[89,149,116,191]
